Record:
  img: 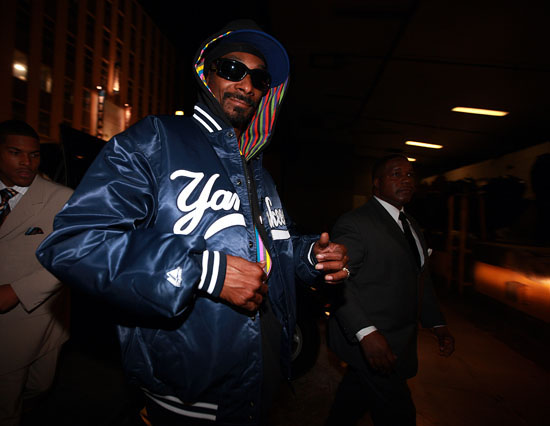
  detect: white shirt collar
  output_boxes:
[373,195,403,225]
[374,195,425,265]
[0,181,30,196]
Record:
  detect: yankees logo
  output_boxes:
[171,169,245,239]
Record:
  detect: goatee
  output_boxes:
[223,93,259,131]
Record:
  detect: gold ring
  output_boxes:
[342,267,350,278]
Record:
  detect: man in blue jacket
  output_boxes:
[37,20,348,425]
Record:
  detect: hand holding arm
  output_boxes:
[0,284,20,313]
[359,330,397,375]
[432,326,455,357]
[313,232,349,283]
[219,255,268,311]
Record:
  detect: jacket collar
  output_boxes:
[192,103,229,134]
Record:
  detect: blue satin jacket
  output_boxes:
[36,105,320,424]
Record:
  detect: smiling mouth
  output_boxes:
[224,93,254,107]
[229,98,250,108]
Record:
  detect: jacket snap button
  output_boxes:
[227,131,234,138]
[248,241,253,248]
[236,179,242,186]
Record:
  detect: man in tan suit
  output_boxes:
[0,120,73,426]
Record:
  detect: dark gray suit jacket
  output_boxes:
[328,197,445,379]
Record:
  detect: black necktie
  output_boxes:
[0,188,18,227]
[399,211,421,268]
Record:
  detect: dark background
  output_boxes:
[136,0,549,234]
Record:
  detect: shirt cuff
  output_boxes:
[356,326,377,341]
[197,250,226,298]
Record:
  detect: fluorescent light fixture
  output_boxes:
[405,141,443,149]
[452,106,508,117]
[407,157,416,162]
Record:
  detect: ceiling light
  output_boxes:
[13,63,26,71]
[407,157,416,162]
[175,110,184,116]
[405,141,443,149]
[452,107,508,117]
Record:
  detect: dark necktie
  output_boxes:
[399,211,421,268]
[0,188,18,227]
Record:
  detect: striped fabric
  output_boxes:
[240,81,287,160]
[0,187,18,226]
[195,31,231,93]
[142,388,218,422]
[255,226,272,276]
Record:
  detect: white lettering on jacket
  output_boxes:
[171,169,245,239]
[265,197,290,240]
[265,197,286,228]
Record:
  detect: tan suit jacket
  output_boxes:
[0,175,73,374]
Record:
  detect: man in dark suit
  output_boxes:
[0,120,73,425]
[326,154,454,426]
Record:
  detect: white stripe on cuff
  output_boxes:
[206,251,220,294]
[198,251,209,290]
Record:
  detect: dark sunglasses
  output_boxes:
[210,58,271,93]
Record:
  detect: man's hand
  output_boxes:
[220,255,268,311]
[313,232,349,283]
[360,331,397,375]
[432,326,455,357]
[0,284,20,313]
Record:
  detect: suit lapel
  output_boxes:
[406,212,429,272]
[0,176,44,238]
[371,198,421,271]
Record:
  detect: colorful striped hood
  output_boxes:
[193,20,289,161]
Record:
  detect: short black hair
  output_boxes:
[372,154,409,181]
[0,120,39,144]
